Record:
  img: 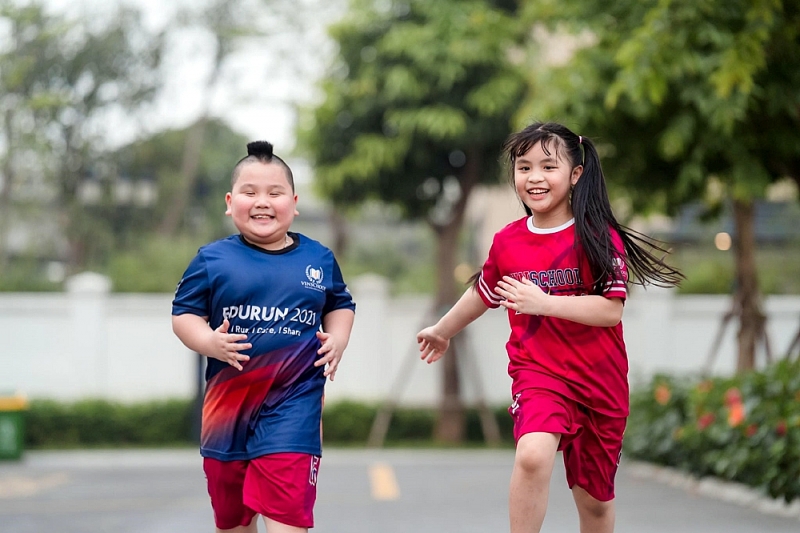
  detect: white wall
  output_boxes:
[1,273,798,406]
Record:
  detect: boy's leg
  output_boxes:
[244,453,319,529]
[572,486,614,533]
[509,432,560,533]
[204,458,259,532]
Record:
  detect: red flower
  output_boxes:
[745,424,758,437]
[654,384,671,405]
[728,403,746,427]
[776,420,787,437]
[697,412,715,430]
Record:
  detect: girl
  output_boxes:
[417,122,682,533]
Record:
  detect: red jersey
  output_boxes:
[477,217,629,417]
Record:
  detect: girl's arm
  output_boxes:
[172,314,252,370]
[315,308,356,381]
[417,287,489,363]
[495,276,623,327]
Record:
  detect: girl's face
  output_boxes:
[513,140,582,228]
[225,162,298,250]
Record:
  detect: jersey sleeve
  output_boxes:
[323,257,356,315]
[476,238,503,309]
[603,229,628,301]
[172,252,211,317]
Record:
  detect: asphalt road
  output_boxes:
[1,448,798,532]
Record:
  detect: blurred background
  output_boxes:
[1,0,799,509]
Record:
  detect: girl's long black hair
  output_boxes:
[501,122,683,294]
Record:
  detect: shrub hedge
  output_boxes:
[22,398,515,448]
[625,358,800,503]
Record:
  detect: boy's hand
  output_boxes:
[315,330,343,381]
[495,276,549,316]
[416,326,450,364]
[211,319,251,371]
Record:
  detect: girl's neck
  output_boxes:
[530,210,573,229]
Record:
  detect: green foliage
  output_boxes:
[0,1,164,272]
[338,238,436,295]
[25,399,195,448]
[673,245,800,295]
[0,258,62,292]
[299,0,527,219]
[108,236,207,293]
[24,398,514,448]
[519,0,800,212]
[626,359,800,502]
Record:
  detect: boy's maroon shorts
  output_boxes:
[509,388,626,502]
[203,452,320,529]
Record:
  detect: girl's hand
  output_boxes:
[211,319,251,371]
[416,326,450,364]
[315,330,343,381]
[495,276,550,316]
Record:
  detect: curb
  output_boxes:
[625,460,800,521]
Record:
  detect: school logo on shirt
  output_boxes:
[309,455,321,486]
[302,265,326,292]
[306,265,324,283]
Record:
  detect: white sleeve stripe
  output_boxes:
[479,276,503,304]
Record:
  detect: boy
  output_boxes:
[172,141,355,533]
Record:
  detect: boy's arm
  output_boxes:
[315,308,355,381]
[172,314,252,371]
[417,287,489,364]
[495,276,623,327]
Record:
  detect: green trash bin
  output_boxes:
[0,394,28,460]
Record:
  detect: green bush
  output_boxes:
[625,359,800,502]
[24,398,513,448]
[108,237,204,292]
[25,398,196,447]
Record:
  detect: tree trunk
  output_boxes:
[732,198,765,372]
[329,208,349,259]
[0,109,15,271]
[432,147,481,443]
[432,219,465,443]
[158,118,207,236]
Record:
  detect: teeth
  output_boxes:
[529,189,548,194]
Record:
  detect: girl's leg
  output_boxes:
[572,485,615,533]
[263,516,308,533]
[217,515,258,533]
[509,432,560,533]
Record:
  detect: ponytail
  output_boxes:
[504,122,683,294]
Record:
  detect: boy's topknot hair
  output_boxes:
[247,141,274,158]
[230,140,295,190]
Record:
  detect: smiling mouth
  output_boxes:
[251,214,274,220]
[528,188,548,195]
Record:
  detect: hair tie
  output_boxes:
[578,136,583,144]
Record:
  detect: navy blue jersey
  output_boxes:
[172,232,355,460]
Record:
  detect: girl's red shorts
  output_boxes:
[203,452,320,530]
[509,388,626,502]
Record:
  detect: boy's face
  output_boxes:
[225,161,298,250]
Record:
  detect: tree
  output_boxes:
[0,1,163,274]
[156,0,344,237]
[299,0,526,441]
[519,0,800,371]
